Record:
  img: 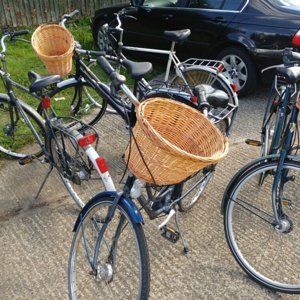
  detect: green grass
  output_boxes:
[0,17,164,159]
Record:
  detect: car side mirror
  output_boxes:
[131,0,144,6]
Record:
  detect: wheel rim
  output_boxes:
[69,201,145,299]
[226,162,300,291]
[221,54,247,91]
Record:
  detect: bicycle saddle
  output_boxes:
[276,66,300,84]
[163,29,191,44]
[122,59,153,80]
[28,70,62,93]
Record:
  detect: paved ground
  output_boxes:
[1,84,300,299]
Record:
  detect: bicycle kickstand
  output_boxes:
[158,205,189,254]
[174,205,189,254]
[34,164,54,200]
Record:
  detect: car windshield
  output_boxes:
[268,0,300,11]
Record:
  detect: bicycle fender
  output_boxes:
[220,154,279,215]
[220,154,300,215]
[73,191,143,232]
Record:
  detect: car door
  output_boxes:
[124,0,243,58]
[123,0,187,50]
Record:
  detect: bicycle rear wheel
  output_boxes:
[224,159,300,293]
[48,126,104,208]
[178,165,214,212]
[68,194,150,299]
[172,66,237,133]
[49,81,108,127]
[0,95,45,158]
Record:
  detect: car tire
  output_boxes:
[216,47,257,97]
[94,20,117,54]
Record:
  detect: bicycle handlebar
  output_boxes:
[0,30,30,55]
[60,9,80,27]
[76,48,106,57]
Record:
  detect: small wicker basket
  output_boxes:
[31,24,74,76]
[125,98,229,185]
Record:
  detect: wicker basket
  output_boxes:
[125,98,229,185]
[31,24,74,76]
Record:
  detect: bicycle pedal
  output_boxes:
[18,155,34,165]
[245,139,262,147]
[160,225,180,243]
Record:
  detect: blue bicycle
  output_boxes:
[222,48,300,293]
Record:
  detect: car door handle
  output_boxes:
[214,16,226,23]
[162,14,173,20]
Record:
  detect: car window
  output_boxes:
[188,0,223,9]
[222,0,246,11]
[143,0,178,7]
[267,0,300,11]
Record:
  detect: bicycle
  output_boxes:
[246,48,300,157]
[221,48,300,293]
[0,29,121,209]
[96,7,238,134]
[67,44,230,299]
[36,10,237,212]
[0,29,151,299]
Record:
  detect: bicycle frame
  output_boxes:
[262,77,297,155]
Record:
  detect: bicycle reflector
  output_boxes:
[292,30,300,46]
[231,82,238,93]
[42,96,51,109]
[78,133,97,147]
[96,156,108,173]
[217,63,224,73]
[191,95,198,103]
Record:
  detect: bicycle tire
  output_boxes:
[68,194,150,299]
[48,80,108,128]
[0,94,45,158]
[224,158,300,293]
[48,126,104,208]
[178,165,214,212]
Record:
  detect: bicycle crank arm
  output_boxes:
[158,209,175,229]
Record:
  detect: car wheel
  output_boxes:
[217,47,257,97]
[95,20,117,54]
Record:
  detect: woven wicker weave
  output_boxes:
[31,24,74,76]
[125,98,229,185]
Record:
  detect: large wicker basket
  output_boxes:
[31,24,74,76]
[125,98,229,185]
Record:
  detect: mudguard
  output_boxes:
[73,191,144,232]
[220,154,293,215]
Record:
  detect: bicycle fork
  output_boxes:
[272,102,299,230]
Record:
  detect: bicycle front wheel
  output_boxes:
[224,159,300,293]
[68,195,150,299]
[49,81,108,127]
[0,95,45,158]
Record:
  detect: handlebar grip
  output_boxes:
[69,9,80,18]
[289,50,300,62]
[97,56,115,76]
[11,30,30,37]
[62,9,80,20]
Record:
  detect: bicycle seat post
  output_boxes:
[164,41,176,82]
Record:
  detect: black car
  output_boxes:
[92,0,300,96]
